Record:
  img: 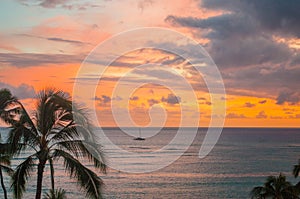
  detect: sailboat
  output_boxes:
[133,128,145,141]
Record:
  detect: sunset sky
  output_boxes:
[1,0,300,127]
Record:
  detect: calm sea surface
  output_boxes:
[1,128,300,199]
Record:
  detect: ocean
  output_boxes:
[1,128,300,199]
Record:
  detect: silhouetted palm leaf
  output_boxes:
[294,159,300,178]
[43,188,67,199]
[0,154,14,199]
[11,155,35,199]
[53,149,103,199]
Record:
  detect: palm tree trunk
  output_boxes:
[35,160,46,199]
[49,159,55,191]
[0,168,8,199]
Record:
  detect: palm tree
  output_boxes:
[0,148,13,199]
[0,88,18,199]
[250,173,299,199]
[293,159,300,178]
[1,88,106,199]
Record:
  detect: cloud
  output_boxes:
[47,37,86,45]
[222,64,300,99]
[166,14,293,68]
[198,97,207,101]
[166,13,257,39]
[133,68,182,80]
[0,53,84,67]
[226,113,247,119]
[244,102,255,108]
[18,0,103,10]
[165,0,300,101]
[138,0,154,11]
[130,96,139,101]
[270,116,283,119]
[148,98,159,106]
[95,95,111,106]
[39,0,70,8]
[276,90,300,105]
[17,32,91,46]
[166,2,300,100]
[0,82,35,99]
[288,114,300,119]
[201,0,300,37]
[161,94,181,105]
[258,100,267,104]
[256,111,267,119]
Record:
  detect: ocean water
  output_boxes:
[1,128,300,199]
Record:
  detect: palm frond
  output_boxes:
[36,88,72,136]
[0,89,20,126]
[54,140,106,173]
[250,186,265,199]
[48,123,81,142]
[7,126,39,153]
[0,164,14,176]
[294,160,300,178]
[0,89,17,111]
[0,155,11,166]
[0,88,13,102]
[0,143,14,155]
[53,149,104,199]
[11,155,35,199]
[0,154,13,176]
[43,188,67,199]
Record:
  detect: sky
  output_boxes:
[0,0,300,127]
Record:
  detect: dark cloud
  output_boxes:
[198,97,207,101]
[161,94,181,105]
[201,0,300,37]
[258,100,267,104]
[130,96,139,101]
[212,35,291,68]
[244,102,255,108]
[223,65,300,99]
[0,82,35,99]
[256,111,267,119]
[16,34,88,46]
[226,113,247,118]
[205,101,212,106]
[95,95,111,106]
[270,116,283,119]
[18,0,103,10]
[166,13,256,40]
[166,14,293,68]
[166,1,300,101]
[47,37,86,45]
[165,0,300,77]
[147,98,159,106]
[0,53,84,67]
[160,55,186,66]
[276,90,300,105]
[39,0,69,8]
